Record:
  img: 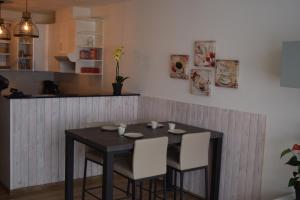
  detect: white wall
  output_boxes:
[92,0,300,199]
[2,9,54,24]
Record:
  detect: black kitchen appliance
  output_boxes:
[0,74,9,94]
[43,80,59,95]
[8,88,31,98]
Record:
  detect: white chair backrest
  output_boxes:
[180,132,210,170]
[133,137,168,180]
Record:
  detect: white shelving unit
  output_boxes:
[75,18,104,76]
[17,37,34,70]
[0,23,12,70]
[0,40,10,70]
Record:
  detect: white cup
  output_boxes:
[119,123,127,128]
[118,126,126,136]
[168,123,176,130]
[151,121,158,129]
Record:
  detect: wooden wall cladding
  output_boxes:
[10,96,138,190]
[138,96,266,200]
[8,95,266,200]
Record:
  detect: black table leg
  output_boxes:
[65,134,74,200]
[103,152,114,200]
[210,137,223,200]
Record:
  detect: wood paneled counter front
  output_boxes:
[0,95,139,190]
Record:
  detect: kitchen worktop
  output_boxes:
[4,92,140,99]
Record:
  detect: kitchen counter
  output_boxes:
[4,92,140,99]
[0,95,139,190]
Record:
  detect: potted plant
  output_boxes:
[281,144,300,200]
[112,46,128,95]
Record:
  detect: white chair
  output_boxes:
[114,137,169,200]
[167,132,210,200]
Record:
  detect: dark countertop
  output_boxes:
[4,92,140,99]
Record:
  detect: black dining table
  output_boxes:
[65,122,223,200]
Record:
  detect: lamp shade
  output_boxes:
[0,18,10,40]
[13,12,39,38]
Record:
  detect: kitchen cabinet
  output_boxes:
[47,20,76,73]
[33,24,49,71]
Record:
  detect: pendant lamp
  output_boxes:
[13,0,39,38]
[0,1,10,40]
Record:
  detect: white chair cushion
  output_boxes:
[114,155,134,179]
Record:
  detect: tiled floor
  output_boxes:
[0,175,201,200]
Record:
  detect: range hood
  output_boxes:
[55,53,76,73]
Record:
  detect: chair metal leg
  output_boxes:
[180,172,184,200]
[127,179,131,196]
[132,181,136,200]
[154,179,157,200]
[174,170,177,200]
[81,159,88,200]
[205,167,208,200]
[163,175,167,200]
[140,181,143,200]
[149,180,153,200]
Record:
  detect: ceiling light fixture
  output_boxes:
[0,1,11,40]
[13,0,39,38]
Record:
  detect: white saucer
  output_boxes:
[124,132,144,138]
[101,125,118,131]
[168,129,186,134]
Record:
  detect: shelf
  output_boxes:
[0,53,10,56]
[79,73,103,76]
[78,46,103,49]
[0,40,10,44]
[78,59,103,62]
[77,31,102,36]
[19,57,32,60]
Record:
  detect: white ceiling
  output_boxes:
[2,0,126,13]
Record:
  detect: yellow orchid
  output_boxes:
[114,46,124,62]
[113,46,129,84]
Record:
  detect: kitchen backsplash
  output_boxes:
[0,71,103,95]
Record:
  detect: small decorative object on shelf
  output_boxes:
[281,144,300,200]
[112,46,128,96]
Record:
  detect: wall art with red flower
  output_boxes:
[194,41,216,67]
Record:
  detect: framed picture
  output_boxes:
[194,41,216,67]
[215,60,239,88]
[170,55,189,79]
[190,69,211,96]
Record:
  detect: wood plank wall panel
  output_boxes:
[138,96,266,200]
[10,96,138,190]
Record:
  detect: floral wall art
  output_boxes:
[170,55,189,79]
[169,40,240,96]
[194,41,216,67]
[215,59,239,88]
[190,69,211,96]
